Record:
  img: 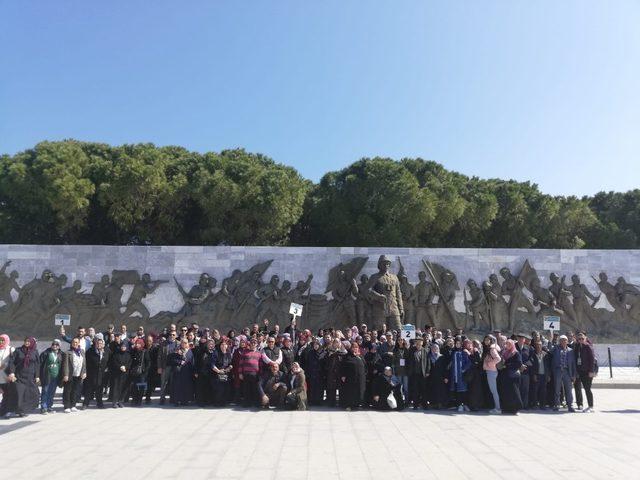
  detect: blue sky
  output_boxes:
[1,1,638,196]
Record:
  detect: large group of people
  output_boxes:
[0,319,598,417]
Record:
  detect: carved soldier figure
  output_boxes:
[484,276,508,332]
[331,270,358,328]
[122,273,165,321]
[549,273,577,326]
[464,279,489,331]
[615,277,640,321]
[290,275,313,304]
[255,275,281,323]
[367,255,403,331]
[594,272,625,319]
[0,261,20,307]
[175,273,212,317]
[436,271,458,331]
[355,274,372,326]
[90,275,111,305]
[568,274,600,331]
[414,271,436,327]
[398,273,416,325]
[500,267,534,332]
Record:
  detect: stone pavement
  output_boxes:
[1,390,640,480]
[593,367,640,388]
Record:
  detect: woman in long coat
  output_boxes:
[501,339,523,414]
[286,362,308,410]
[303,341,326,406]
[8,337,40,417]
[339,343,366,410]
[0,334,17,417]
[428,342,450,409]
[465,339,486,411]
[168,339,195,406]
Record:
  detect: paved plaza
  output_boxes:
[0,389,639,480]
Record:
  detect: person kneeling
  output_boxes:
[285,362,308,411]
[259,363,287,409]
[372,367,404,411]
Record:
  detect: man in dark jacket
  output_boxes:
[39,339,63,414]
[83,337,110,409]
[516,333,533,409]
[258,362,287,408]
[407,337,431,409]
[574,331,596,412]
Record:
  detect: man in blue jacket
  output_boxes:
[549,334,576,412]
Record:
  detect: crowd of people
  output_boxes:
[0,318,598,417]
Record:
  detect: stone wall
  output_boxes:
[0,245,639,341]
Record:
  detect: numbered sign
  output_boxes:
[289,302,303,317]
[543,315,560,332]
[402,324,416,340]
[54,313,71,326]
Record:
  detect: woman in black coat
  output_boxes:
[129,339,150,406]
[303,341,326,406]
[427,342,450,409]
[466,341,485,411]
[501,340,523,415]
[109,342,131,408]
[168,339,195,406]
[8,337,40,417]
[339,343,366,410]
[211,341,233,406]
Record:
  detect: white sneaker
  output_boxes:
[457,405,464,412]
[64,408,71,414]
[70,407,78,412]
[585,407,595,413]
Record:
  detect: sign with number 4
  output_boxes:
[543,315,561,332]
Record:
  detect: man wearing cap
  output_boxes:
[39,339,63,414]
[549,334,577,412]
[367,255,404,332]
[516,333,533,409]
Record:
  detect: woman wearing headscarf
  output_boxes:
[195,339,217,406]
[482,335,502,414]
[501,339,523,415]
[428,341,450,409]
[339,343,366,411]
[372,366,404,411]
[231,336,246,404]
[303,340,326,406]
[109,340,131,408]
[7,337,40,417]
[465,339,485,411]
[62,337,86,413]
[285,362,308,410]
[449,336,471,412]
[129,338,150,406]
[0,333,16,417]
[212,340,233,406]
[168,338,195,406]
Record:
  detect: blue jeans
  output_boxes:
[486,370,500,410]
[41,381,58,410]
[398,376,409,401]
[554,369,574,408]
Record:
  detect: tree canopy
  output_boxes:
[0,140,636,248]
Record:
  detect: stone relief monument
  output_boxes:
[0,246,639,342]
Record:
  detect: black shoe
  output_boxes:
[159,398,165,405]
[117,403,124,408]
[145,398,151,404]
[97,404,104,409]
[568,407,576,413]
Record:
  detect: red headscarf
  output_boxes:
[0,334,10,350]
[23,337,37,367]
